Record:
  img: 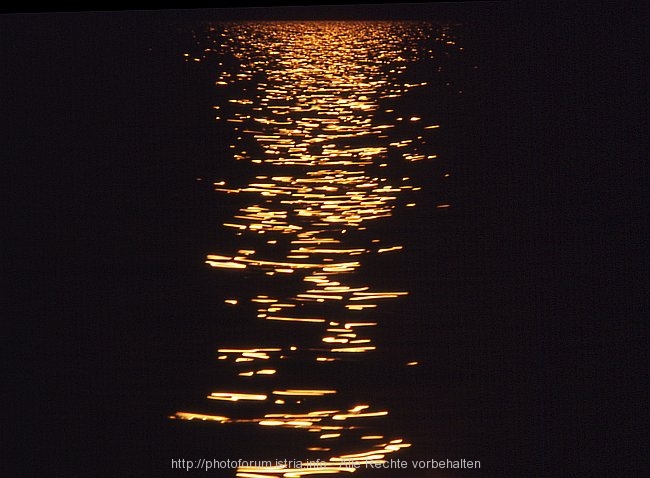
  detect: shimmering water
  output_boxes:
[170,21,473,476]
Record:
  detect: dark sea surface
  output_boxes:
[5,4,643,478]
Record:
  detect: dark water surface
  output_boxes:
[4,10,543,478]
[6,5,642,478]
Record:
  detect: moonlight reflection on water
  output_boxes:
[171,21,469,476]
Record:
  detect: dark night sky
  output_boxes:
[2,1,503,17]
[4,2,644,477]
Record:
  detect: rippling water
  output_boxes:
[171,21,472,476]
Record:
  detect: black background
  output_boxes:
[4,2,644,477]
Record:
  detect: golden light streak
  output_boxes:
[171,412,230,422]
[242,352,272,359]
[206,260,247,269]
[264,410,338,419]
[345,304,377,310]
[377,245,403,253]
[259,420,313,427]
[349,291,408,301]
[344,322,377,328]
[236,464,357,477]
[256,369,276,375]
[272,389,337,396]
[322,337,348,344]
[251,298,278,303]
[331,346,376,353]
[266,316,326,323]
[332,410,388,420]
[207,392,267,402]
[296,294,344,301]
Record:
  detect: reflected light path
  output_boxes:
[172,20,468,476]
